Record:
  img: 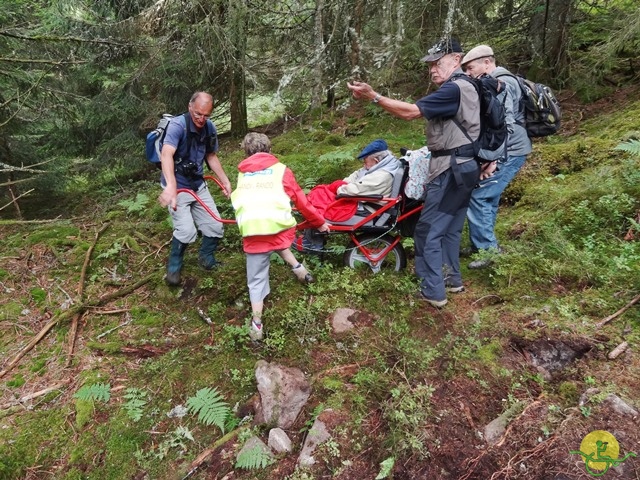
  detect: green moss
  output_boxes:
[75,398,95,428]
[30,287,47,305]
[0,408,68,478]
[6,374,26,388]
[476,340,503,365]
[24,225,80,246]
[61,467,85,480]
[86,341,124,354]
[2,301,25,319]
[321,376,344,392]
[324,134,347,146]
[558,381,579,405]
[29,358,48,374]
[132,308,165,327]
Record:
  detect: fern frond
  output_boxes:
[73,383,111,402]
[375,457,395,479]
[123,388,148,422]
[235,445,274,470]
[186,387,230,433]
[614,139,640,156]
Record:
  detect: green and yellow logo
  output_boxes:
[570,430,637,476]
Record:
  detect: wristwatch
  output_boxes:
[372,93,382,103]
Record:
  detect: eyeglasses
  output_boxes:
[192,111,210,120]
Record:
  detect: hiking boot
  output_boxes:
[292,263,314,284]
[166,270,181,286]
[249,318,264,342]
[198,236,222,270]
[446,284,465,293]
[166,236,187,286]
[460,247,478,258]
[468,258,494,269]
[416,291,448,308]
[468,246,503,269]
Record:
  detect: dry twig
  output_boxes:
[596,293,640,328]
[0,379,71,410]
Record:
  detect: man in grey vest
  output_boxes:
[461,45,532,269]
[347,38,481,307]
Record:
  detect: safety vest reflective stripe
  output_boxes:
[231,162,297,237]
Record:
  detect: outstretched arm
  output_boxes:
[347,81,422,121]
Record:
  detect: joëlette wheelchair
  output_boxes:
[295,158,423,272]
[175,157,424,273]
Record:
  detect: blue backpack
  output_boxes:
[145,113,214,169]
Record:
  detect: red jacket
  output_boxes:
[236,152,325,254]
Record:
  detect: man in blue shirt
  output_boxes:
[157,92,232,286]
[347,38,481,307]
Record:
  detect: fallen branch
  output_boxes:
[608,341,629,359]
[86,308,131,315]
[65,311,84,368]
[596,293,640,328]
[66,223,110,367]
[0,379,71,410]
[139,238,168,265]
[181,425,250,479]
[0,189,34,212]
[0,217,65,225]
[79,223,110,297]
[0,274,154,379]
[472,294,503,306]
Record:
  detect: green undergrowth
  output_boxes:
[1,97,639,479]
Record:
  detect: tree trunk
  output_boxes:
[311,0,325,109]
[528,0,574,84]
[228,0,248,136]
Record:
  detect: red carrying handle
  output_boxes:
[174,176,236,224]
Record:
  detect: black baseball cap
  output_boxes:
[420,38,463,62]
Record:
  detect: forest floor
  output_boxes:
[1,84,639,480]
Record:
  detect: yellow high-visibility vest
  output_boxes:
[231,162,296,237]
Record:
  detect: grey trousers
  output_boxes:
[246,252,272,304]
[169,183,224,244]
[414,160,479,301]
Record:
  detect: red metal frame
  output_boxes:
[175,176,424,265]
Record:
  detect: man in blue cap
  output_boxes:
[298,138,401,253]
[336,139,401,197]
[347,38,481,307]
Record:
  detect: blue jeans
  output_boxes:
[414,160,479,301]
[467,155,526,250]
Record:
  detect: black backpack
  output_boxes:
[495,72,561,137]
[452,73,508,162]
